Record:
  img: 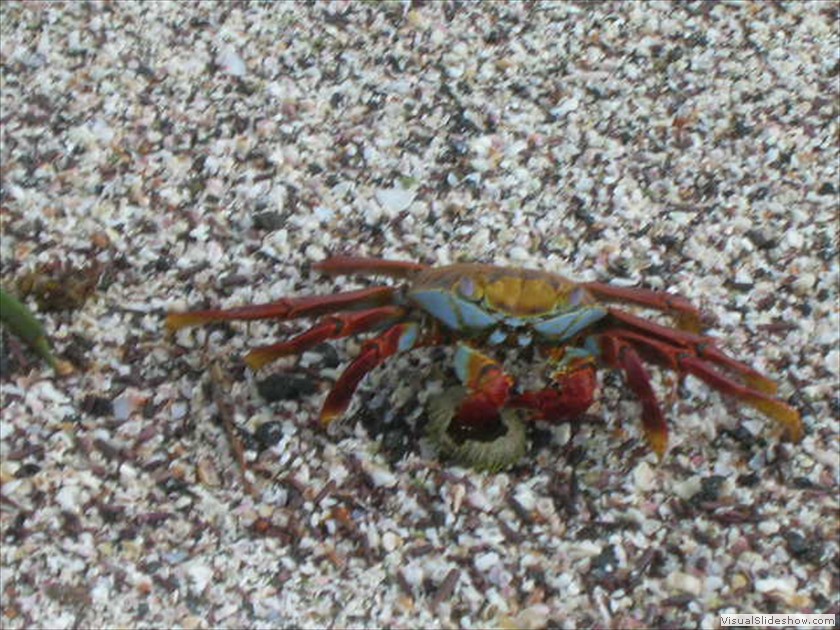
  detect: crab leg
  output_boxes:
[314,256,428,279]
[607,309,778,394]
[598,334,670,457]
[583,282,702,333]
[677,355,803,442]
[609,328,801,442]
[320,322,429,426]
[600,316,803,443]
[166,286,398,331]
[244,306,409,370]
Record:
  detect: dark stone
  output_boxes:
[256,373,318,402]
[254,421,285,449]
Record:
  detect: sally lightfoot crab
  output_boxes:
[167,256,802,469]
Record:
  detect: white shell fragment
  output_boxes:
[216,46,246,77]
[375,187,416,215]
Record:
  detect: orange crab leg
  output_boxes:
[314,256,428,279]
[584,282,702,333]
[244,306,409,370]
[166,286,398,332]
[320,322,430,426]
[599,334,670,457]
[677,355,803,442]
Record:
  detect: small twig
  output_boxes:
[209,362,257,497]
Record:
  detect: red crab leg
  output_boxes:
[510,356,598,423]
[166,286,398,331]
[598,334,670,457]
[607,309,778,394]
[583,282,702,333]
[677,355,803,442]
[320,322,431,426]
[314,256,428,279]
[244,306,409,370]
[601,320,803,443]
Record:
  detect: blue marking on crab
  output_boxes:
[397,323,420,352]
[453,343,472,383]
[410,290,461,329]
[556,345,597,368]
[582,335,602,359]
[487,329,508,345]
[455,297,502,329]
[533,307,608,341]
[411,289,501,331]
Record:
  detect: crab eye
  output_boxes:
[457,277,482,300]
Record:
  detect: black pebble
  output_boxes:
[254,421,285,449]
[256,373,318,402]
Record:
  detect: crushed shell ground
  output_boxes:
[1,2,838,629]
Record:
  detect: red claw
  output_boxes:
[511,360,597,424]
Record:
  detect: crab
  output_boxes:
[166,256,802,469]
